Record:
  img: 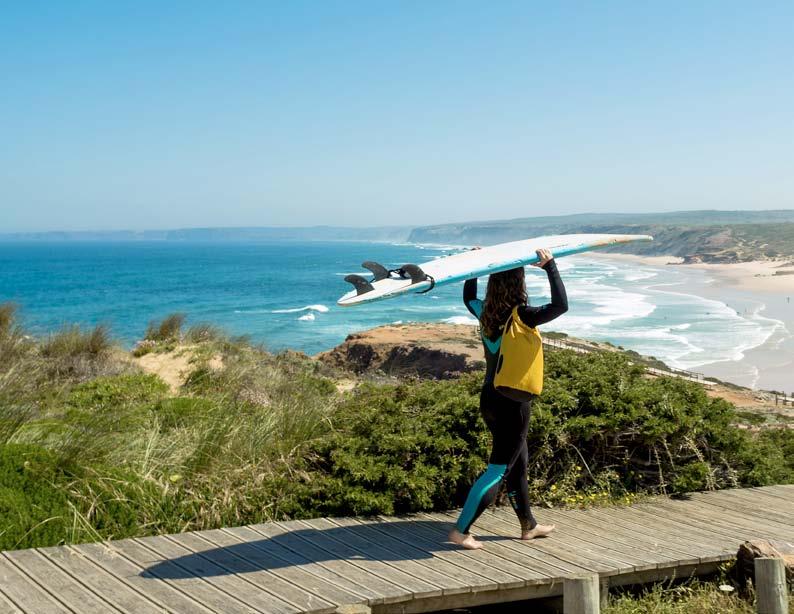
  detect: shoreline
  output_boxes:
[589,251,794,393]
[589,251,794,295]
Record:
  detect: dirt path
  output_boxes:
[133,345,222,394]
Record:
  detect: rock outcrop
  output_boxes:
[316,323,485,379]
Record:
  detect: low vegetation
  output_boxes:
[1,304,792,553]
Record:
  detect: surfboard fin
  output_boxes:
[398,264,428,284]
[362,261,390,281]
[344,274,375,296]
[395,264,436,292]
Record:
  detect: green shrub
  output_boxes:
[66,373,169,412]
[288,373,488,517]
[0,444,74,550]
[528,350,765,495]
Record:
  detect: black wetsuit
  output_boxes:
[454,259,568,534]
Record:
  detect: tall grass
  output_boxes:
[604,580,758,614]
[145,313,186,342]
[1,313,341,547]
[0,303,33,364]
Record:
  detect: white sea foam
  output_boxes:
[298,313,315,321]
[640,283,783,369]
[443,315,478,325]
[624,271,658,282]
[272,304,330,314]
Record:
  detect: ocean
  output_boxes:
[0,240,787,387]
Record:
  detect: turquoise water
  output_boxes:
[0,241,785,372]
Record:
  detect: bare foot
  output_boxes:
[448,528,484,550]
[521,524,556,540]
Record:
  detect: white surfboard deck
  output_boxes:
[337,233,652,307]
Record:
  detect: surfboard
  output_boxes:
[337,233,652,307]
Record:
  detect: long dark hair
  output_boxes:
[480,267,528,338]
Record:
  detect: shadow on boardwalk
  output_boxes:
[142,518,515,579]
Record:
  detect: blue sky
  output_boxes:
[2,1,792,232]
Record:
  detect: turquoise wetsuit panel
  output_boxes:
[482,334,501,354]
[469,299,502,352]
[455,463,507,533]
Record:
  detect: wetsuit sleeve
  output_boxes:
[517,259,568,327]
[463,278,482,318]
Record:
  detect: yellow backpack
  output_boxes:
[493,306,544,401]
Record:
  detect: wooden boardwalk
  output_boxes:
[1,485,792,614]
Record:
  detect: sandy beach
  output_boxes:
[590,252,794,393]
[591,252,794,294]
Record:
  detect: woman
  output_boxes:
[449,247,568,550]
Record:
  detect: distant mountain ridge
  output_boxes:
[406,210,794,263]
[3,210,794,263]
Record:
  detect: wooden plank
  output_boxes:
[686,490,794,525]
[297,517,444,599]
[434,510,609,575]
[687,493,794,526]
[754,485,794,500]
[326,517,485,595]
[0,553,72,613]
[100,536,252,614]
[134,534,292,614]
[368,514,526,590]
[70,541,216,614]
[561,505,707,562]
[195,528,365,608]
[273,517,433,604]
[581,506,722,563]
[718,487,794,509]
[37,545,164,614]
[391,512,541,581]
[120,537,270,614]
[649,500,794,539]
[377,581,560,614]
[360,514,545,588]
[689,488,794,513]
[495,507,670,570]
[533,507,699,567]
[221,525,374,605]
[617,508,749,557]
[632,503,787,549]
[4,548,116,613]
[0,589,23,614]
[247,522,411,606]
[618,503,765,544]
[484,508,644,570]
[166,531,334,614]
[475,510,637,575]
[418,512,583,582]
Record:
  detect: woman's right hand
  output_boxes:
[532,248,553,268]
